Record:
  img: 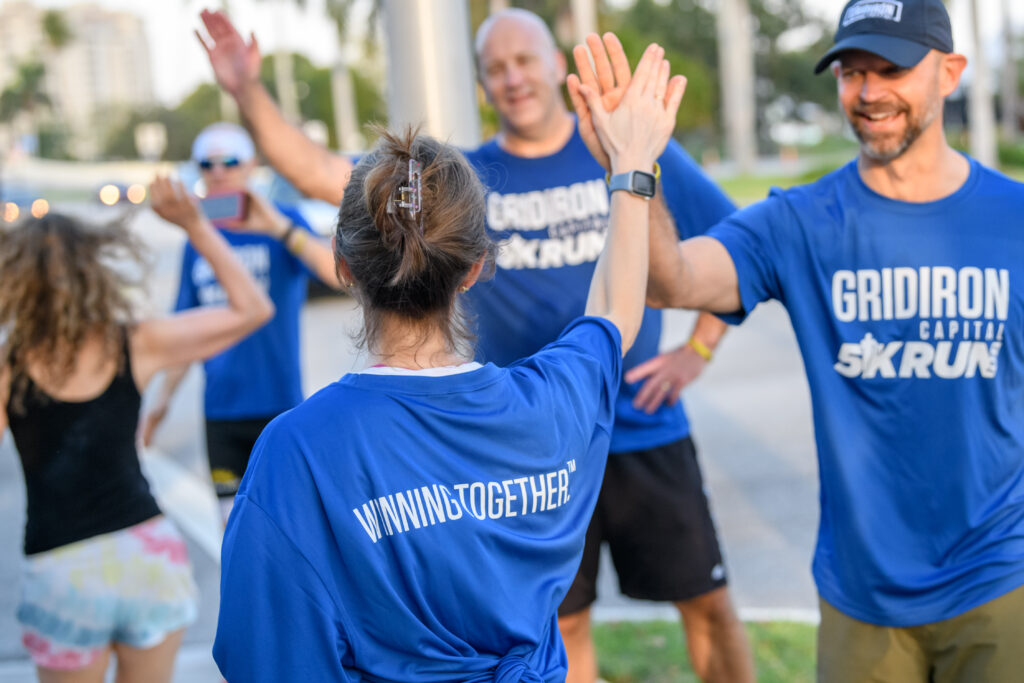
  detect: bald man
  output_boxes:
[198,8,753,681]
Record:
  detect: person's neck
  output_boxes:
[496,110,575,158]
[857,128,970,203]
[369,321,468,371]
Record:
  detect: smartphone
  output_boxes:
[199,192,248,222]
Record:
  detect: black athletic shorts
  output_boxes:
[559,436,727,615]
[204,416,275,498]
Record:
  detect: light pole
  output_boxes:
[381,0,480,148]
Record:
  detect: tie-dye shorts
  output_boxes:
[17,516,199,670]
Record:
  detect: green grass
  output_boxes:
[593,620,816,683]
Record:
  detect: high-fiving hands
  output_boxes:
[197,9,262,99]
[567,34,686,173]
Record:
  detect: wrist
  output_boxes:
[686,337,713,362]
[610,156,657,176]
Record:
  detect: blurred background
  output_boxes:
[3,0,1023,217]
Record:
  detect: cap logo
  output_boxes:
[842,0,903,27]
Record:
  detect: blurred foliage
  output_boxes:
[0,61,51,122]
[259,53,386,148]
[41,10,73,49]
[104,53,386,160]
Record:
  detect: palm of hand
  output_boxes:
[211,42,259,94]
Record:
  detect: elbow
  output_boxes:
[252,296,275,328]
[645,285,682,310]
[645,290,670,310]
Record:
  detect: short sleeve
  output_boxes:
[658,140,737,240]
[523,316,623,436]
[173,245,198,312]
[706,191,794,323]
[214,494,355,682]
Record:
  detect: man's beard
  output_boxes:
[849,98,939,163]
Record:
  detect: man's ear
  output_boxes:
[555,50,568,84]
[939,52,967,98]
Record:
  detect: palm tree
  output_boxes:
[0,61,52,145]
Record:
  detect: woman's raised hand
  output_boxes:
[149,176,204,233]
[568,37,686,175]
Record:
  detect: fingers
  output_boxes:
[195,29,213,57]
[654,59,670,102]
[631,378,675,414]
[586,33,616,93]
[149,175,167,206]
[626,44,663,100]
[603,33,631,88]
[566,75,589,119]
[572,43,599,92]
[640,45,665,96]
[664,75,688,118]
[575,83,607,129]
[624,357,657,384]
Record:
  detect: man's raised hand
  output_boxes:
[197,9,262,98]
[571,42,686,174]
[567,33,633,170]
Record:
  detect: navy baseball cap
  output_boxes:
[814,0,954,74]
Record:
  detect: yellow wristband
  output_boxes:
[284,225,307,255]
[605,161,661,185]
[687,337,713,362]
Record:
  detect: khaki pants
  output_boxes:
[817,584,1024,683]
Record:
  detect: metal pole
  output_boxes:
[331,59,363,152]
[381,0,480,148]
[1001,0,1018,141]
[716,0,757,174]
[570,0,598,46]
[969,0,998,165]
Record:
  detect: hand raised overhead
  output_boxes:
[569,39,687,175]
[196,9,262,98]
[567,33,632,171]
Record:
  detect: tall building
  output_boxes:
[0,1,155,158]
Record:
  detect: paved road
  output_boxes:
[0,205,820,680]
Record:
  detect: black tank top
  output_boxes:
[6,331,161,555]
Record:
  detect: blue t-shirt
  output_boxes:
[464,125,735,452]
[214,317,622,682]
[708,158,1024,626]
[174,203,313,420]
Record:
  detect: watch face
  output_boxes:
[633,171,656,197]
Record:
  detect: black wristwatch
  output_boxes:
[607,163,660,199]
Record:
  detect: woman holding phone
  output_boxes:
[0,181,272,682]
[142,122,341,521]
[213,44,684,682]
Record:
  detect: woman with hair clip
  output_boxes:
[0,179,273,683]
[214,43,684,682]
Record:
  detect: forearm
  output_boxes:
[646,192,690,309]
[153,364,190,407]
[684,312,728,356]
[188,219,273,324]
[586,191,650,354]
[279,228,342,289]
[234,82,351,205]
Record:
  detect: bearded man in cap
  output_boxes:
[568,0,1024,680]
